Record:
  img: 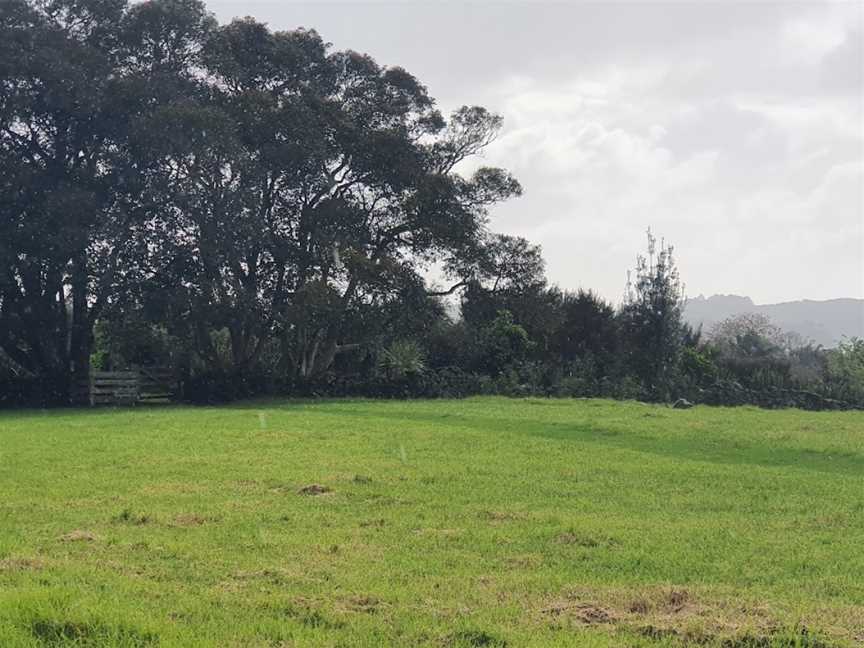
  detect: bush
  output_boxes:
[378,340,426,379]
[0,375,71,408]
[473,310,533,376]
[823,338,864,405]
[179,370,273,404]
[695,380,850,410]
[422,367,492,398]
[91,319,179,370]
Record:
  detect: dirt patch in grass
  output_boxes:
[661,587,696,614]
[215,568,293,594]
[554,528,618,548]
[717,626,837,648]
[628,596,651,614]
[504,554,542,569]
[170,514,209,527]
[359,518,386,528]
[446,629,508,647]
[232,568,287,584]
[543,599,616,625]
[634,622,842,647]
[0,556,45,572]
[346,595,381,614]
[298,484,331,496]
[541,588,844,647]
[413,527,463,539]
[554,532,599,548]
[113,509,151,525]
[283,602,345,630]
[59,529,98,542]
[480,510,524,523]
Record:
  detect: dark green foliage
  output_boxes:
[679,346,720,387]
[617,230,688,400]
[701,313,818,394]
[823,337,864,403]
[90,318,178,370]
[553,289,620,392]
[472,310,533,376]
[179,368,273,404]
[0,2,858,410]
[0,0,520,402]
[0,374,71,407]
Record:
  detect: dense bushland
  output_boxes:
[1,0,860,409]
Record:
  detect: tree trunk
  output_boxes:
[69,253,92,404]
[293,329,360,380]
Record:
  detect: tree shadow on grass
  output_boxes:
[319,407,864,478]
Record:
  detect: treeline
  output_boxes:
[1,0,862,409]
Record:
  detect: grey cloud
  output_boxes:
[207,1,863,303]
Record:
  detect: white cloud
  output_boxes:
[780,3,859,64]
[461,6,864,303]
[211,0,864,302]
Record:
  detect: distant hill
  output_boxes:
[684,295,864,348]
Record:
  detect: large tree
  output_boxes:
[0,0,213,399]
[0,0,130,393]
[143,18,521,379]
[1,2,521,393]
[618,229,687,398]
[553,289,619,377]
[458,234,557,359]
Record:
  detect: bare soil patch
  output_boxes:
[0,556,45,572]
[347,595,381,614]
[540,587,843,646]
[298,484,331,496]
[554,529,618,548]
[59,529,98,542]
[171,514,209,527]
[543,599,616,625]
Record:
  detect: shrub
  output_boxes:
[618,230,687,400]
[378,340,426,379]
[823,337,864,405]
[473,310,534,376]
[0,374,71,408]
[179,370,272,404]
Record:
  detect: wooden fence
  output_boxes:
[79,367,175,406]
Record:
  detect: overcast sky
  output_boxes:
[207,0,863,304]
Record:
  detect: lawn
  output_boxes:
[0,397,862,647]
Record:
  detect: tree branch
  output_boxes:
[426,280,467,297]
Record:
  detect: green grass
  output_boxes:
[0,397,862,647]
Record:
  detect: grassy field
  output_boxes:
[0,398,862,647]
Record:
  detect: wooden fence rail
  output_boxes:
[78,367,175,406]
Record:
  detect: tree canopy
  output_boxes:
[1,0,858,411]
[0,0,521,393]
